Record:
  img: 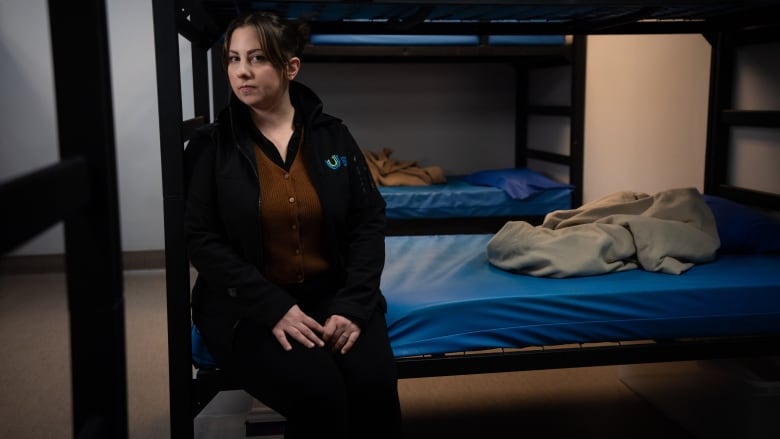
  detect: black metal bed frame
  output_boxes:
[152,2,780,438]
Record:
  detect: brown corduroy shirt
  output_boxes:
[253,128,329,285]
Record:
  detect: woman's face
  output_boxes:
[226,25,297,111]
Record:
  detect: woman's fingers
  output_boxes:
[339,329,360,355]
[296,320,325,348]
[272,305,325,350]
[272,327,293,351]
[323,315,361,354]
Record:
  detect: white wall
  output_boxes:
[1,0,172,255]
[0,0,63,254]
[2,2,777,256]
[106,0,166,254]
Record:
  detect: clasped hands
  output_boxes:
[272,304,360,354]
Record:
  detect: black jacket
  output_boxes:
[184,81,387,357]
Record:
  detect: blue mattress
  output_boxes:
[191,234,780,368]
[380,176,572,220]
[383,234,780,358]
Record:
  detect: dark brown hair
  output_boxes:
[221,11,310,72]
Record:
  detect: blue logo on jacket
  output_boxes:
[325,154,348,170]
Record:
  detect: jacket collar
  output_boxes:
[219,80,339,130]
[217,81,342,164]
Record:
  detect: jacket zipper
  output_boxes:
[229,108,262,207]
[228,112,265,269]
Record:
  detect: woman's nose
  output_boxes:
[235,60,250,77]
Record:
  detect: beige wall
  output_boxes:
[583,34,712,203]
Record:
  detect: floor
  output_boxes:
[1,268,766,439]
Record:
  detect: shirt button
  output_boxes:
[284,173,290,180]
[288,197,295,203]
[291,224,297,230]
[295,248,301,255]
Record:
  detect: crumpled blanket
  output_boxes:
[362,148,446,186]
[486,187,721,277]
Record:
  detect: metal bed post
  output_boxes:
[514,64,530,170]
[151,0,193,438]
[192,44,212,125]
[569,34,587,208]
[154,0,226,435]
[48,1,128,437]
[704,31,734,199]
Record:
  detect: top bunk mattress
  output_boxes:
[380,176,572,219]
[382,234,780,358]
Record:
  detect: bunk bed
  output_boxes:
[151,1,780,437]
[284,32,582,235]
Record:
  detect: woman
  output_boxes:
[184,11,402,439]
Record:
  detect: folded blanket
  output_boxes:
[486,187,720,277]
[362,148,446,186]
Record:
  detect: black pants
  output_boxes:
[226,293,402,439]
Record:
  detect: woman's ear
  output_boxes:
[286,57,301,80]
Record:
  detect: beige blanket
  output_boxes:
[486,187,720,277]
[362,148,446,186]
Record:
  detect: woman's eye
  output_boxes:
[228,56,240,63]
[251,55,267,63]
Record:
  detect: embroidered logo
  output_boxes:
[325,154,348,170]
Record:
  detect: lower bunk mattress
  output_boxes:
[383,234,780,358]
[191,234,780,366]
